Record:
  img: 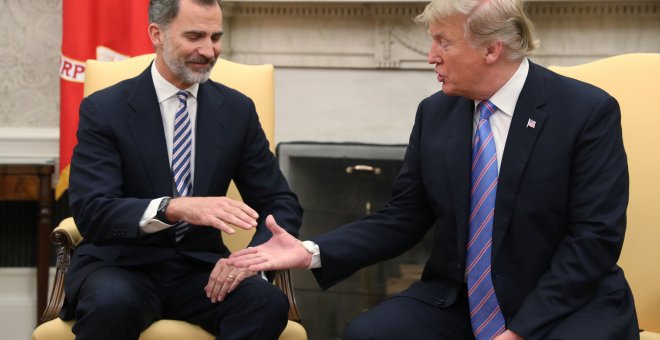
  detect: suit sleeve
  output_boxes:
[508,95,629,337]
[69,96,151,242]
[310,100,437,289]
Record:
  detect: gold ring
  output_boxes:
[227,275,235,279]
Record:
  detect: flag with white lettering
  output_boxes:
[58,0,152,198]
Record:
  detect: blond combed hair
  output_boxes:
[415,0,539,59]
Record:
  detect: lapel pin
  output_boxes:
[526,118,536,129]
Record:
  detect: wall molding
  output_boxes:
[528,3,660,17]
[223,1,660,69]
[0,127,59,165]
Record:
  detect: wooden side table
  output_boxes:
[0,164,54,323]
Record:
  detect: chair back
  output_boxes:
[550,53,660,332]
[84,54,275,251]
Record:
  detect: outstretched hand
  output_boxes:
[228,215,312,271]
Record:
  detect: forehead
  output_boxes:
[171,0,222,30]
[428,14,466,39]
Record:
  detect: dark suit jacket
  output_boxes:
[65,65,302,307]
[311,61,634,338]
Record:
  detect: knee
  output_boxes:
[76,280,152,326]
[256,285,289,320]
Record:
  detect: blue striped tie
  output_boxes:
[466,100,506,339]
[172,91,192,241]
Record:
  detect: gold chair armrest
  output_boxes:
[54,217,83,247]
[39,217,81,322]
[274,270,302,323]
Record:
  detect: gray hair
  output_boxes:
[415,0,539,59]
[149,0,221,28]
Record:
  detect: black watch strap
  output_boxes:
[156,197,174,224]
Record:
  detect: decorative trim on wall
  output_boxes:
[223,1,660,69]
[226,3,424,18]
[528,3,660,17]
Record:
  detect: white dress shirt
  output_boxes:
[139,61,200,233]
[473,58,529,172]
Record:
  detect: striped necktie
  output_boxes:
[466,100,506,339]
[172,91,192,241]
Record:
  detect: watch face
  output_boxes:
[157,197,171,223]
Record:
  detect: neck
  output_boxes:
[476,58,523,101]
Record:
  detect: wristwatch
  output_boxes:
[156,197,174,224]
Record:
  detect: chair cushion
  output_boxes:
[32,318,306,340]
[642,330,660,340]
[140,320,214,340]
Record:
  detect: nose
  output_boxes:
[427,43,443,65]
[198,38,220,59]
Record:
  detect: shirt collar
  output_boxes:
[475,57,529,117]
[151,60,200,103]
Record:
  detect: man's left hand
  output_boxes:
[205,258,256,303]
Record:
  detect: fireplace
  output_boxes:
[278,142,434,339]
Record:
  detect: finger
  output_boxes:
[207,259,231,302]
[218,271,238,302]
[265,214,286,235]
[226,272,243,295]
[229,199,259,219]
[228,254,268,268]
[229,247,258,258]
[248,262,275,272]
[211,218,236,234]
[217,209,257,230]
[205,261,225,298]
[227,270,255,294]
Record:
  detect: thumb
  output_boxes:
[265,214,286,235]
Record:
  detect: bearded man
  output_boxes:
[61,0,302,339]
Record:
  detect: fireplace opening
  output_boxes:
[278,142,434,339]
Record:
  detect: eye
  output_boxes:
[211,33,223,43]
[440,39,452,49]
[185,33,202,41]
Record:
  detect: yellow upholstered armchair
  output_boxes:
[32,54,307,340]
[550,53,660,339]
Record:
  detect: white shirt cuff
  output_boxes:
[139,197,173,234]
[302,240,321,269]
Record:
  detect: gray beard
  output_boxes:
[162,43,214,84]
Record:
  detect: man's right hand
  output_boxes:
[228,215,312,271]
[166,196,258,234]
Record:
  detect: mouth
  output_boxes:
[187,57,215,69]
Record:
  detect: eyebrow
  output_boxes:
[183,30,224,37]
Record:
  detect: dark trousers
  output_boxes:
[343,285,474,340]
[342,283,639,340]
[69,256,289,340]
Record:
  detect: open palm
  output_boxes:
[228,215,312,271]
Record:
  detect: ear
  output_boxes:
[484,41,504,64]
[148,23,164,49]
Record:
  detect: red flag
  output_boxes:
[58,0,153,198]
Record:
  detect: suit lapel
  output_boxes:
[492,62,549,258]
[444,97,474,258]
[192,82,228,197]
[126,66,173,197]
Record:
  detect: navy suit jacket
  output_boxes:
[65,65,302,306]
[311,61,634,338]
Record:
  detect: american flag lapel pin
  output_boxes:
[526,118,536,129]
